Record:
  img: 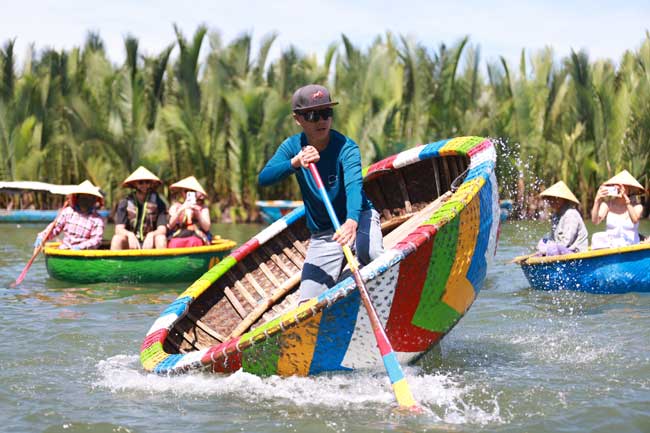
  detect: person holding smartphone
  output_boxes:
[167,176,211,248]
[258,84,383,301]
[591,170,645,249]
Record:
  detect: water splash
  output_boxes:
[95,355,504,426]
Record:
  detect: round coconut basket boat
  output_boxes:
[141,136,500,376]
[43,238,237,284]
[513,243,650,294]
[255,200,304,224]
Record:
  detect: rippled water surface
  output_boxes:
[1,220,649,432]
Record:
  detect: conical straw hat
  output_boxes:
[170,176,207,197]
[122,166,162,187]
[72,180,104,199]
[604,169,645,195]
[539,181,580,205]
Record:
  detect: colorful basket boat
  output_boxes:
[255,200,304,224]
[141,136,500,376]
[43,238,237,284]
[514,243,650,294]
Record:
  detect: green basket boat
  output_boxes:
[43,238,237,284]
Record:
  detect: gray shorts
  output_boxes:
[299,209,383,300]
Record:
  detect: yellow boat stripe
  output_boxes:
[441,195,480,314]
[277,312,322,376]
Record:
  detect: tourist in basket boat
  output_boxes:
[33,180,105,252]
[259,84,383,300]
[590,170,645,249]
[535,181,588,256]
[110,166,168,250]
[167,176,212,248]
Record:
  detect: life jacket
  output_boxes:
[171,207,209,244]
[126,192,162,242]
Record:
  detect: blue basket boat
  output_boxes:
[514,243,650,294]
[255,200,304,224]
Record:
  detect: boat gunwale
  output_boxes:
[141,136,498,374]
[43,239,237,258]
[515,242,650,266]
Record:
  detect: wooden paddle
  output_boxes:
[307,163,420,411]
[12,201,68,287]
[510,252,537,264]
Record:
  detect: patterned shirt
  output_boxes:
[39,206,105,250]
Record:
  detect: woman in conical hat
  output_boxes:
[167,176,211,248]
[111,166,168,250]
[591,170,644,249]
[536,181,588,256]
[33,180,105,251]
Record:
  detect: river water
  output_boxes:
[1,220,649,433]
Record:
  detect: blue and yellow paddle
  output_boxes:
[307,163,420,411]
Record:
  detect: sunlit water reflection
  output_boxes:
[1,220,649,432]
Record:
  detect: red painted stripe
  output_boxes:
[393,225,437,252]
[308,165,325,189]
[231,238,260,262]
[202,338,244,373]
[373,327,392,357]
[211,350,242,373]
[140,328,167,351]
[385,234,443,352]
[467,139,493,157]
[365,154,397,179]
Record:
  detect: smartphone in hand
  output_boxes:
[185,191,196,205]
[604,186,619,197]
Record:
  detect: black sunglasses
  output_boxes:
[299,108,333,122]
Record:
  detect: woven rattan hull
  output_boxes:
[141,137,500,375]
[516,243,650,294]
[43,239,237,283]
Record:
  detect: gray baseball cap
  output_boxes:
[291,84,339,112]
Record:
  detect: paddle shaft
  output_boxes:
[13,201,68,286]
[307,163,418,410]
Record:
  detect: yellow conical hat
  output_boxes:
[170,176,207,197]
[604,170,645,195]
[539,181,580,205]
[122,166,162,188]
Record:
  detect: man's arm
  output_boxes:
[258,139,299,186]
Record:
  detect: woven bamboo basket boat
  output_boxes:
[255,200,304,224]
[513,243,650,294]
[43,238,237,284]
[141,136,500,375]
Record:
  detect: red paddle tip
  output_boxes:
[394,403,426,415]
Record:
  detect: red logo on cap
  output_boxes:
[311,90,324,100]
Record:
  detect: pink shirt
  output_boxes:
[39,207,105,250]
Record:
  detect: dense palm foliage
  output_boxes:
[1,30,649,220]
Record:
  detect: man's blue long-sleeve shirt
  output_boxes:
[258,130,372,233]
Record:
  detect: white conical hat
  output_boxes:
[604,170,645,195]
[72,180,104,199]
[122,166,162,187]
[57,180,104,199]
[170,176,207,197]
[539,181,580,205]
